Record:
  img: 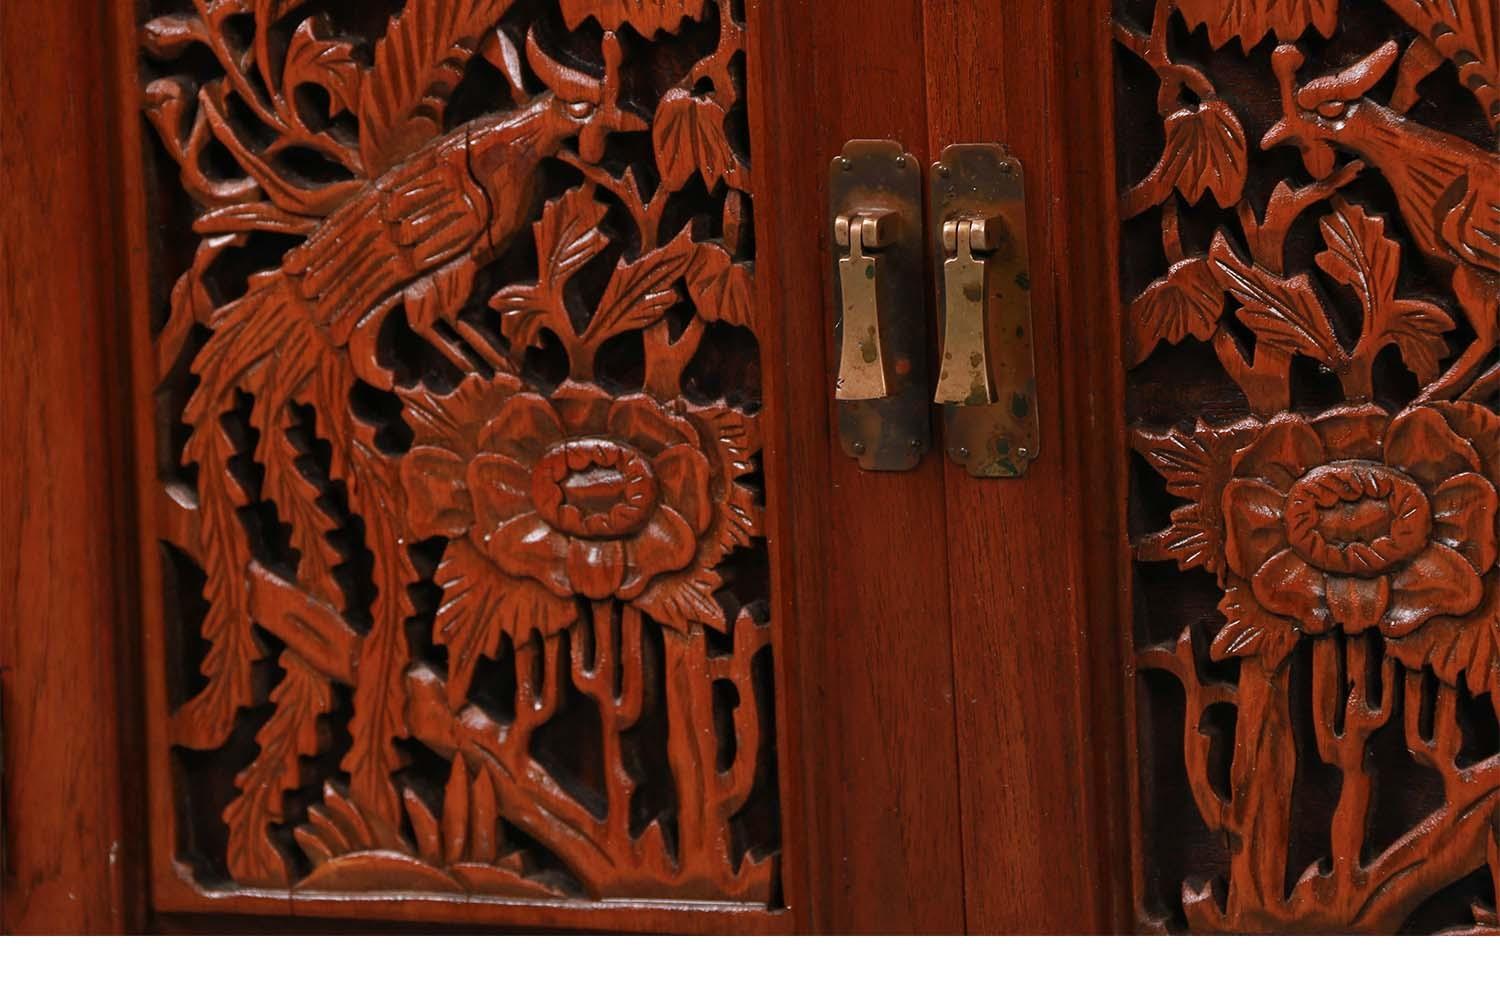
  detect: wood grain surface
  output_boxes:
[1,0,141,934]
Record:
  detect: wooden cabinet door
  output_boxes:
[2,0,974,933]
[1074,0,1500,933]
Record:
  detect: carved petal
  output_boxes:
[479,395,565,462]
[1430,472,1499,573]
[1252,549,1331,633]
[1310,404,1387,462]
[1325,574,1391,633]
[551,381,614,435]
[1381,543,1485,637]
[619,507,697,599]
[1431,402,1500,486]
[654,443,714,534]
[1233,415,1324,490]
[1223,479,1291,578]
[1384,406,1481,487]
[608,396,696,453]
[467,454,536,529]
[485,513,570,596]
[400,446,473,539]
[566,538,627,599]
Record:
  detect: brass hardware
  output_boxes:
[828,140,930,471]
[833,209,898,400]
[933,214,1007,406]
[931,143,1040,478]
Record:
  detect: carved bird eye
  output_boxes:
[1316,100,1347,119]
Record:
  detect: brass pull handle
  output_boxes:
[931,143,1040,478]
[827,140,929,472]
[834,210,899,400]
[933,215,1006,406]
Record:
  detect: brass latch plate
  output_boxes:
[828,140,930,471]
[931,144,1040,478]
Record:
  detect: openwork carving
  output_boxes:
[1116,0,1499,932]
[139,0,776,905]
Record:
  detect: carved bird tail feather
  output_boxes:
[173,273,326,748]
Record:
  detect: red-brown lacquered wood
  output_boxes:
[751,0,967,932]
[1,0,142,933]
[109,0,805,929]
[921,0,1133,932]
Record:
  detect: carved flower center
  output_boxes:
[1282,462,1431,576]
[532,438,658,538]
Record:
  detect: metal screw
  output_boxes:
[936,164,951,178]
[896,155,909,169]
[1017,446,1030,458]
[999,160,1014,174]
[908,438,922,450]
[851,440,867,455]
[950,445,970,460]
[838,156,852,171]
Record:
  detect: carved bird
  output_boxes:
[1263,41,1500,401]
[192,26,644,406]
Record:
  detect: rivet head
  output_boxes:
[839,156,852,171]
[1017,446,1030,458]
[999,160,1014,174]
[851,440,867,455]
[936,164,951,178]
[951,446,970,460]
[908,438,922,450]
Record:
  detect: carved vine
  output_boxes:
[1118,0,1500,933]
[141,0,774,903]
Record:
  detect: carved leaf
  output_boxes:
[1131,421,1257,584]
[684,242,753,327]
[1315,201,1399,319]
[491,188,609,349]
[559,0,707,34]
[1174,0,1338,51]
[536,188,611,287]
[432,539,577,707]
[283,18,363,120]
[652,89,737,192]
[582,225,696,341]
[1128,101,1248,213]
[1316,201,1453,384]
[1127,256,1224,365]
[1211,582,1298,666]
[1385,300,1455,385]
[359,0,511,176]
[1210,232,1346,369]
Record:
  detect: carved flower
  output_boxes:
[399,374,758,640]
[1223,404,1498,638]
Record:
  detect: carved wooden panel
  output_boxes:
[1115,0,1499,932]
[134,0,778,914]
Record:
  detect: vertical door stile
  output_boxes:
[750,0,967,934]
[922,1,1135,932]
